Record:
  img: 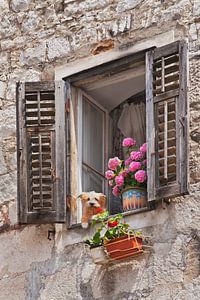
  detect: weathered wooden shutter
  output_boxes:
[146,40,189,202]
[16,81,66,223]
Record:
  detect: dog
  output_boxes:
[78,191,106,228]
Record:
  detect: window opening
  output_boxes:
[73,59,147,216]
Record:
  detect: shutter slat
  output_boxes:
[159,137,176,149]
[26,111,55,117]
[146,40,189,202]
[17,81,66,224]
[153,41,179,60]
[153,64,179,78]
[153,54,179,68]
[154,82,179,95]
[153,73,179,87]
[159,155,176,167]
[154,89,179,103]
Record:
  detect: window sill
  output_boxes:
[68,206,151,230]
[55,202,169,249]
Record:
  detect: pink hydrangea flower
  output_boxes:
[105,170,115,180]
[135,170,147,183]
[125,157,132,166]
[122,137,136,147]
[140,143,147,153]
[112,186,120,197]
[130,151,144,161]
[129,161,142,172]
[115,174,124,187]
[108,157,121,170]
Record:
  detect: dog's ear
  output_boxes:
[98,194,106,209]
[78,193,89,202]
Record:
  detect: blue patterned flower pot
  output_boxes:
[122,188,147,211]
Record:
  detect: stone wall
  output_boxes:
[0,0,200,299]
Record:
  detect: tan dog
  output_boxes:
[78,191,106,228]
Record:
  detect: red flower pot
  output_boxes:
[104,235,143,260]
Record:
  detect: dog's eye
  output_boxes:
[95,198,99,201]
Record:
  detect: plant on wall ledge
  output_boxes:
[105,138,147,212]
[85,210,143,263]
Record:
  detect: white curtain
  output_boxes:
[118,102,146,147]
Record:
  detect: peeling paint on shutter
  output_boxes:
[16,81,66,223]
[146,41,189,202]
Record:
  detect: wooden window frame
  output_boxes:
[66,50,150,228]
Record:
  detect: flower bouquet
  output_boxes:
[105,138,147,211]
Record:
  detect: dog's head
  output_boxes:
[78,191,106,209]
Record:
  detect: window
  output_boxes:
[72,58,146,217]
[16,40,189,225]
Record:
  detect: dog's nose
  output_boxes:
[90,203,95,206]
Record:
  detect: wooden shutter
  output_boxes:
[146,40,189,202]
[16,81,66,223]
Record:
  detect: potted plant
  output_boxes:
[85,211,143,262]
[105,138,147,212]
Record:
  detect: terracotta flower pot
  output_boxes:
[104,235,143,260]
[122,187,147,212]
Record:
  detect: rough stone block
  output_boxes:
[21,11,40,33]
[193,0,200,17]
[47,37,70,61]
[0,107,16,138]
[20,43,46,66]
[10,0,31,12]
[0,15,17,39]
[0,53,9,71]
[64,0,110,15]
[117,0,143,13]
